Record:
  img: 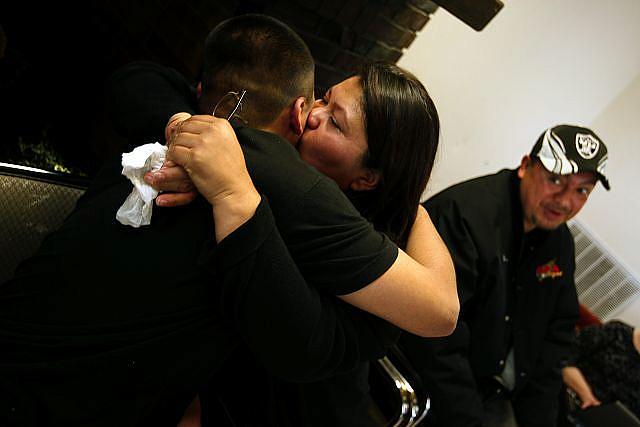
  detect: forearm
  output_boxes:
[562,366,596,402]
[208,198,387,381]
[404,205,459,332]
[340,206,459,337]
[211,186,261,243]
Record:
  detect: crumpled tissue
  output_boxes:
[116,142,168,228]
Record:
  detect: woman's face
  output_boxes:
[297,76,371,190]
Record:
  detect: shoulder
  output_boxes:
[234,127,361,223]
[236,126,324,196]
[108,61,193,93]
[431,169,512,202]
[110,60,184,81]
[425,169,514,221]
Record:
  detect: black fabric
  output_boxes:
[0,62,399,425]
[103,60,398,295]
[106,61,197,147]
[273,313,400,427]
[206,319,392,427]
[103,61,401,426]
[399,169,579,427]
[566,321,640,417]
[235,125,398,295]
[280,362,381,427]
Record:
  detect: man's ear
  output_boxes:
[289,97,307,136]
[517,155,531,179]
[196,82,203,100]
[350,169,381,191]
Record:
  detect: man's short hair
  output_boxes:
[200,14,315,127]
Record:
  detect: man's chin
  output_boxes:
[532,216,565,231]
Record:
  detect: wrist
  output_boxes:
[211,186,261,242]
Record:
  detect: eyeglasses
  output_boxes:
[213,89,247,121]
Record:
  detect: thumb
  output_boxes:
[165,112,193,143]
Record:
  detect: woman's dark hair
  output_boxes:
[348,62,440,248]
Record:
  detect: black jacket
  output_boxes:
[0,65,398,426]
[399,169,579,427]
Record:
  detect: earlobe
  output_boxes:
[350,169,381,191]
[196,82,203,99]
[289,97,306,136]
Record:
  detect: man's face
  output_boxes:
[518,156,597,232]
[297,77,369,190]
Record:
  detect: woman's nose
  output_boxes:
[307,104,325,129]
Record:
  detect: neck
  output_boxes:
[634,328,640,354]
[261,108,299,146]
[201,94,297,145]
[523,218,535,233]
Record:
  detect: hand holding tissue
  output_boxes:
[116,142,167,227]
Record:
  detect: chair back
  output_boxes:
[0,163,88,284]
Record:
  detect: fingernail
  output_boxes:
[156,198,166,207]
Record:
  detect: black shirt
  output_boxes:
[399,169,579,427]
[0,77,398,426]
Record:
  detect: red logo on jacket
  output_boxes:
[536,259,563,282]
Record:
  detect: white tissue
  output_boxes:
[116,142,168,228]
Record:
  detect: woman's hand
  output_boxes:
[562,366,602,409]
[579,393,602,409]
[166,115,260,242]
[143,112,198,207]
[144,161,197,207]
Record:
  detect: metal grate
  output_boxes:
[0,173,86,284]
[569,220,640,320]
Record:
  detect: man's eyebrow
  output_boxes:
[579,177,597,186]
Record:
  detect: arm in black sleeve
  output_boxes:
[201,197,387,382]
[514,240,579,427]
[105,61,197,143]
[399,198,484,427]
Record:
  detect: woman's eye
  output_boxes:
[330,116,341,131]
[549,176,562,185]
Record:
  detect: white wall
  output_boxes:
[399,0,640,325]
[586,74,640,325]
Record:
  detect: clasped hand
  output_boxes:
[145,113,253,208]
